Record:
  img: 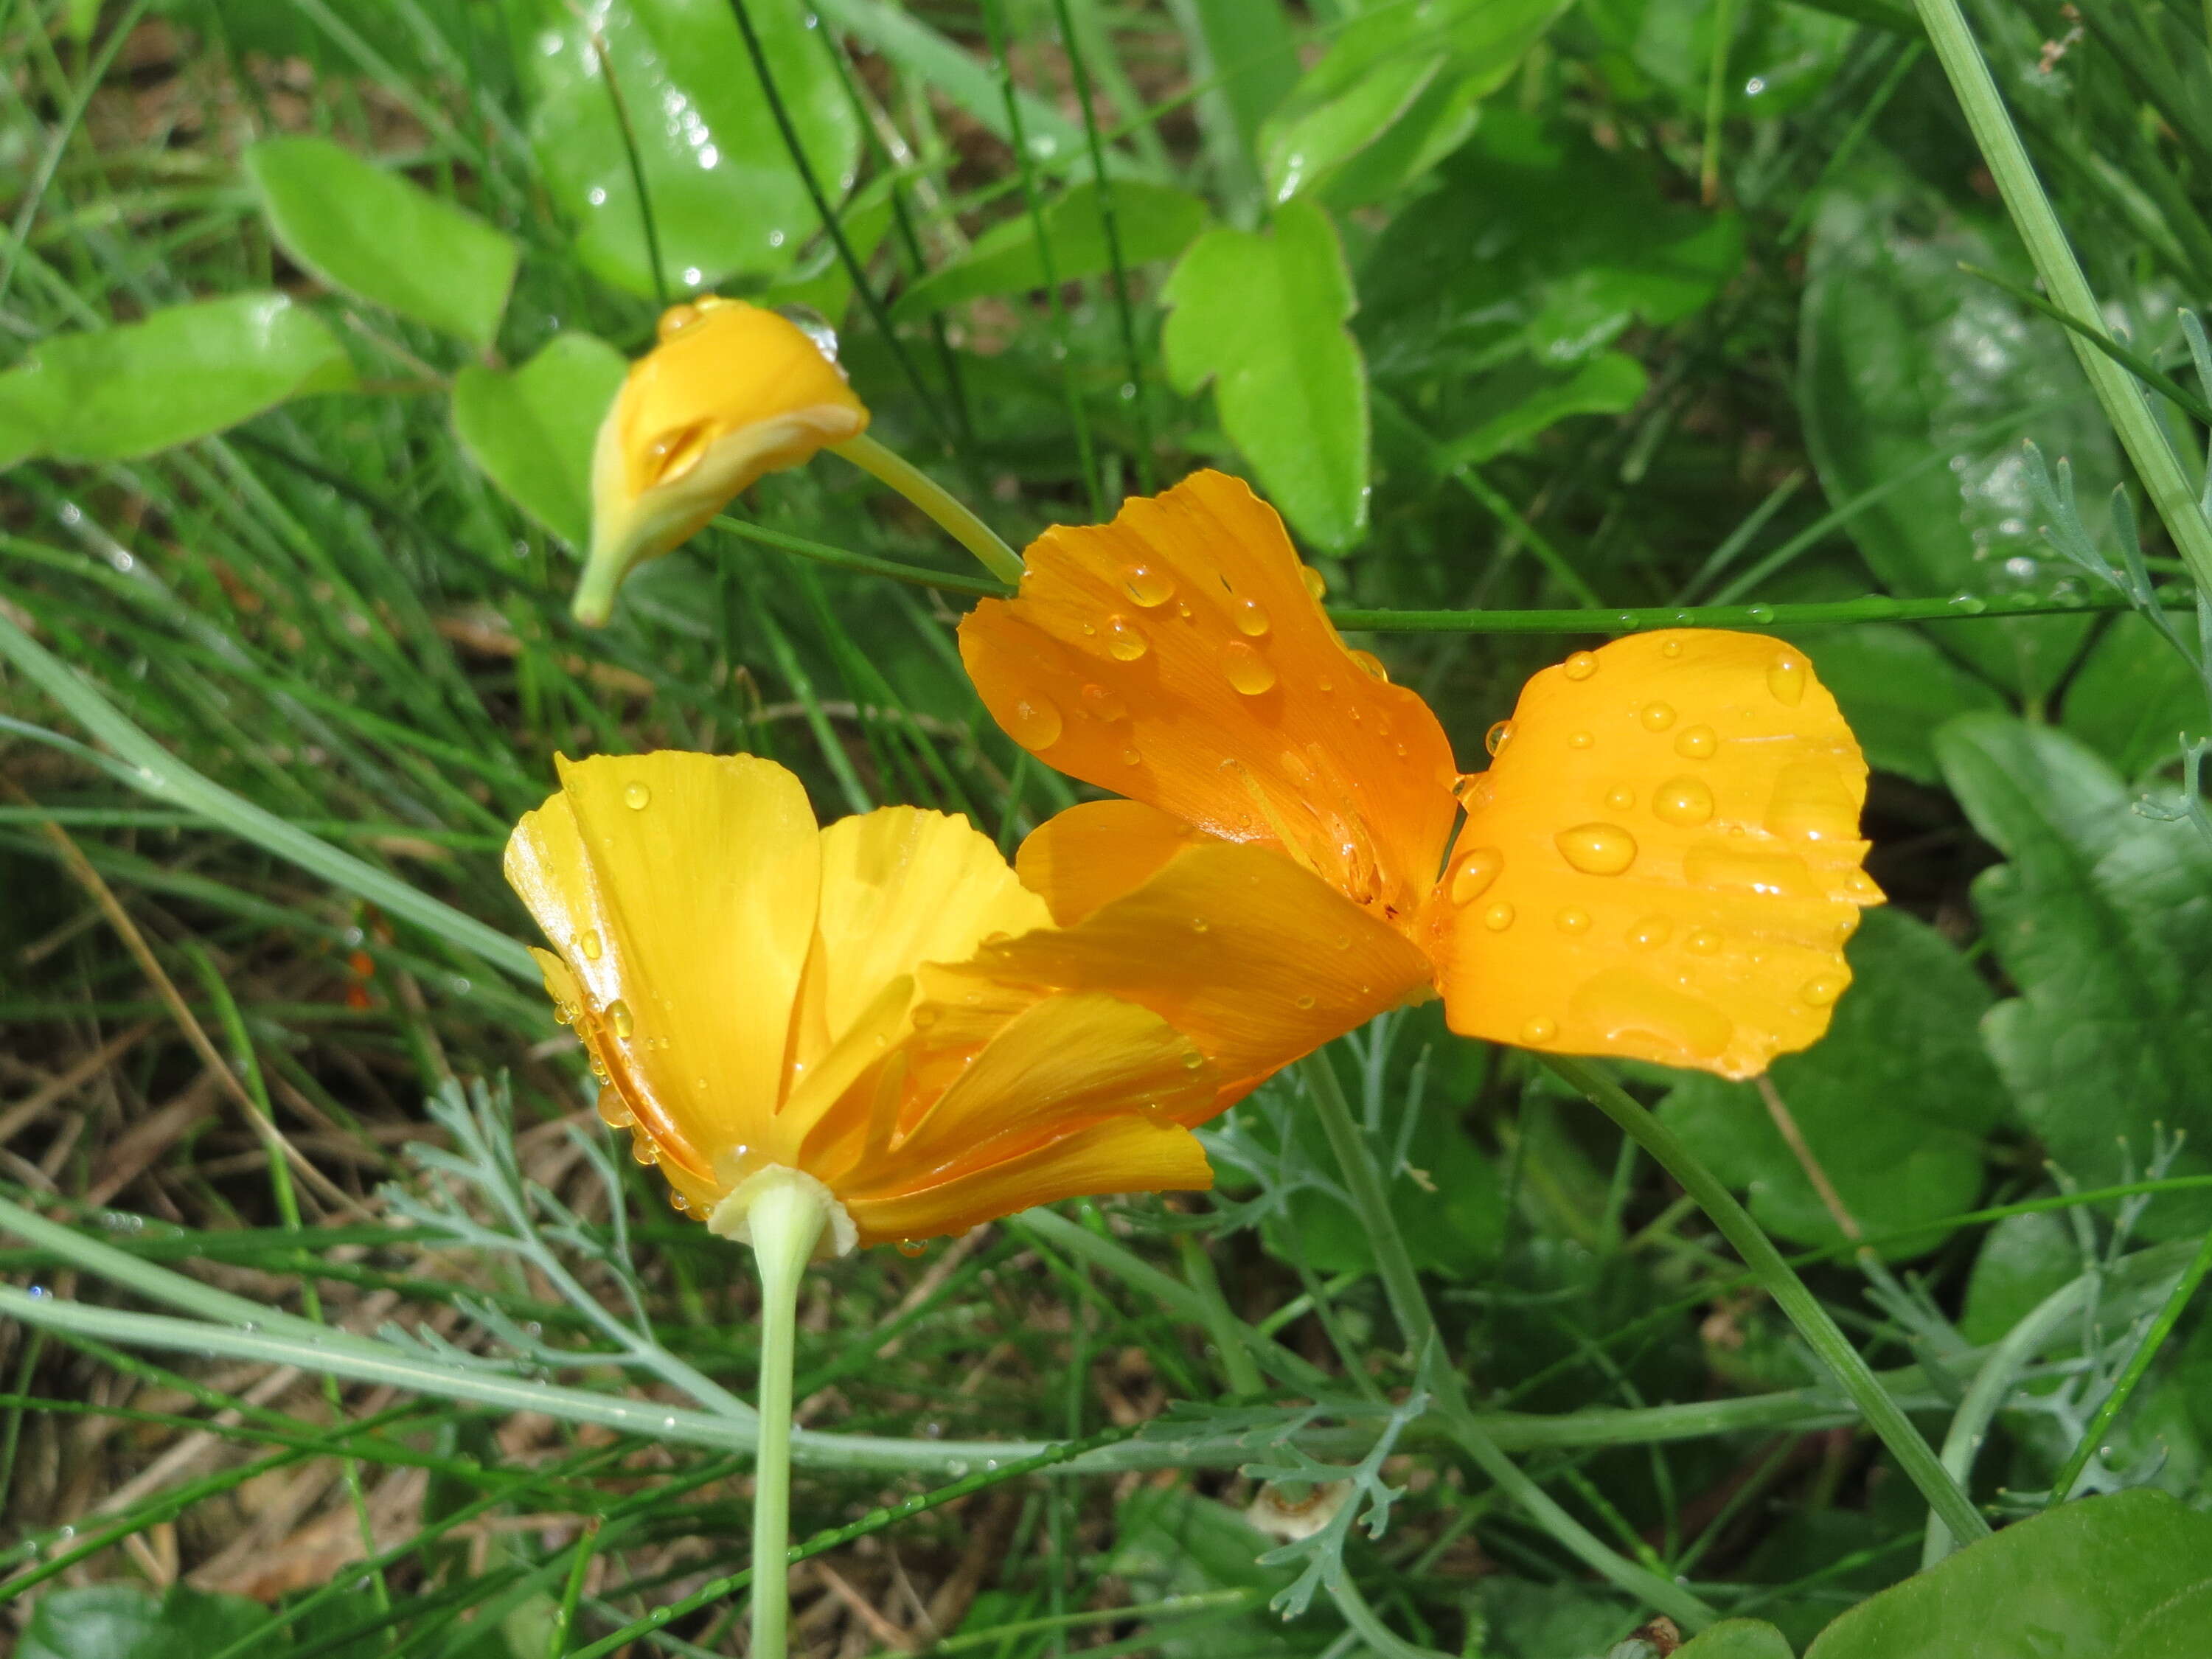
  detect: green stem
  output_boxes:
[1540,1054,1991,1547]
[831,434,1027,585]
[739,1172,831,1659]
[1294,1052,1718,1631]
[1910,0,2212,594]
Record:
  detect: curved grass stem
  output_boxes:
[1540,1053,1991,1548]
[831,434,1026,585]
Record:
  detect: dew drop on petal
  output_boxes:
[1570,730,1594,749]
[1221,641,1277,694]
[1300,565,1327,601]
[1652,776,1716,827]
[897,1239,926,1258]
[1674,725,1717,759]
[1123,563,1174,607]
[1104,614,1150,660]
[1639,701,1677,732]
[608,999,634,1039]
[1556,908,1590,934]
[1120,746,1141,765]
[1190,916,1210,933]
[580,929,603,961]
[1660,638,1683,658]
[623,781,652,810]
[1485,720,1515,757]
[1080,682,1128,721]
[1483,902,1516,931]
[1295,992,1317,1010]
[1605,785,1636,812]
[1801,974,1845,1006]
[1350,648,1389,682]
[1562,650,1598,681]
[1450,847,1503,905]
[1627,914,1673,950]
[595,1088,633,1129]
[1180,1051,1205,1070]
[1232,597,1270,636]
[1521,1017,1557,1043]
[1557,823,1638,875]
[1686,928,1722,955]
[1768,653,1807,705]
[1009,695,1063,748]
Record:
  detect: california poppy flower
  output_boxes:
[577,297,868,627]
[502,749,1421,1247]
[958,470,1882,1079]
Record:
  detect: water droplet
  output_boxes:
[1556,908,1590,934]
[1562,650,1598,681]
[1801,974,1845,1006]
[1317,676,1334,693]
[1450,848,1503,904]
[1686,928,1722,955]
[1570,730,1594,749]
[1652,776,1716,827]
[1080,682,1128,721]
[1009,695,1063,748]
[630,1133,658,1166]
[1120,746,1141,765]
[1122,563,1174,606]
[1105,613,1149,659]
[1747,603,1776,623]
[1768,653,1807,705]
[1949,591,1987,614]
[1485,720,1515,756]
[580,928,603,961]
[1221,640,1277,694]
[657,302,703,340]
[1605,785,1636,812]
[1674,725,1717,759]
[1334,933,1352,950]
[897,1239,926,1258]
[1764,760,1857,842]
[1180,1051,1205,1070]
[1190,916,1210,933]
[608,999,634,1038]
[622,781,652,810]
[1628,914,1673,949]
[1660,638,1684,658]
[1521,1017,1557,1043]
[596,1088,633,1129]
[1350,649,1389,682]
[1300,565,1327,601]
[1639,701,1677,732]
[1232,597,1270,636]
[1482,902,1516,931]
[1295,992,1317,1009]
[1556,823,1638,875]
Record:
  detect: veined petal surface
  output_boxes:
[959,470,1458,928]
[1425,630,1882,1079]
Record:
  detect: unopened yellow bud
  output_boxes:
[575,297,868,625]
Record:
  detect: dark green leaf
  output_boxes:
[0,294,355,466]
[451,332,627,548]
[21,1584,271,1659]
[1112,1486,1324,1658]
[1162,200,1368,552]
[246,136,518,348]
[507,0,860,299]
[1798,173,2112,696]
[2062,613,2210,782]
[891,181,1209,320]
[1436,351,1647,467]
[1935,714,2212,1237]
[1587,0,1857,119]
[1676,1621,1796,1659]
[1784,624,2008,785]
[1960,1210,2081,1345]
[1659,908,2009,1258]
[1803,1489,2212,1658]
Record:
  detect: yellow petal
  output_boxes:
[503,751,821,1166]
[1424,631,1882,1079]
[577,299,869,625]
[841,1116,1211,1248]
[887,992,1215,1181]
[957,470,1459,930]
[1014,798,1202,925]
[924,837,1434,1113]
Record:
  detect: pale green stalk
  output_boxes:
[831,433,1027,585]
[1911,0,2212,593]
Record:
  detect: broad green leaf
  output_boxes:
[507,0,859,299]
[1436,351,1647,467]
[1935,714,2212,1237]
[1112,1487,1324,1658]
[1260,0,1571,203]
[1470,1579,1635,1658]
[21,1584,271,1659]
[759,183,899,325]
[2061,613,2209,782]
[1587,0,1857,119]
[1799,173,2112,696]
[451,332,628,547]
[891,181,1208,320]
[1781,624,2007,785]
[246,136,518,348]
[1658,908,2009,1258]
[0,293,355,466]
[1677,1621,1796,1659]
[1163,199,1368,552]
[1803,1489,2212,1658]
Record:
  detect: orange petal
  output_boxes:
[1424,631,1882,1079]
[1015,799,1203,925]
[959,470,1459,929]
[922,837,1434,1113]
[503,751,821,1170]
[841,1116,1211,1248]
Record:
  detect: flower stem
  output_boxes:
[831,433,1026,585]
[1294,1051,1718,1631]
[1540,1053,1991,1547]
[741,1171,831,1659]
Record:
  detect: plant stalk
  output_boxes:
[1540,1054,1991,1546]
[831,434,1027,585]
[740,1172,831,1659]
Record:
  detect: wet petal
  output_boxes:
[504,751,821,1166]
[1425,630,1882,1079]
[1015,798,1202,925]
[959,470,1458,928]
